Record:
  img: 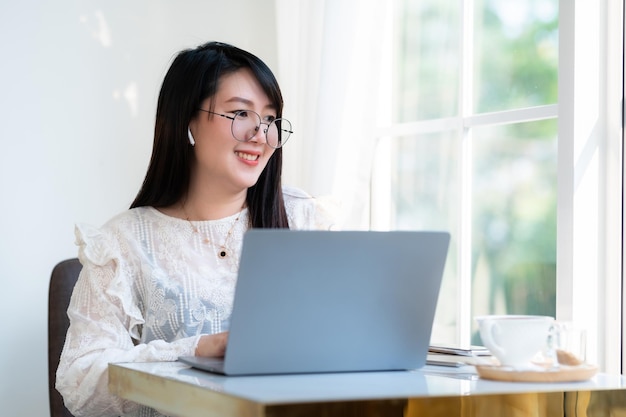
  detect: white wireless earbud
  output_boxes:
[187,127,196,146]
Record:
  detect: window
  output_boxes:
[277,0,623,371]
[371,0,559,346]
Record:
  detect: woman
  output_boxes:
[56,41,334,417]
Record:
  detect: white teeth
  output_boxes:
[236,151,259,161]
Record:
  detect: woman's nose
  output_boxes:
[249,123,269,144]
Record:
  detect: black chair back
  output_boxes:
[48,258,81,417]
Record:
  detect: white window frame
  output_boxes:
[372,0,624,373]
[558,0,623,374]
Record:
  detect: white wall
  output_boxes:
[0,1,277,416]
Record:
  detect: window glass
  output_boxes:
[474,0,558,112]
[395,0,460,122]
[385,0,559,346]
[470,119,557,344]
[388,131,460,342]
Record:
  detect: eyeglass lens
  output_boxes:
[231,111,292,148]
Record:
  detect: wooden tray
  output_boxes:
[475,364,598,382]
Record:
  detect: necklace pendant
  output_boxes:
[184,204,244,260]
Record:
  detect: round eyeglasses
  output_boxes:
[198,109,293,149]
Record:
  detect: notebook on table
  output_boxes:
[179,229,450,376]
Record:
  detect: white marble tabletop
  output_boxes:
[110,361,626,405]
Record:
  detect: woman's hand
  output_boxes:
[195,332,229,357]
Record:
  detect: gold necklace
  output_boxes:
[183,205,244,258]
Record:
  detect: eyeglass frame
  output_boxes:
[197,109,293,149]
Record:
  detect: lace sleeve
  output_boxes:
[55,223,199,417]
[283,186,341,230]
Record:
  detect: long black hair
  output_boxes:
[130,41,289,228]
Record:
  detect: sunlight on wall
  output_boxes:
[80,10,112,47]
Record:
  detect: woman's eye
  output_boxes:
[234,110,249,118]
[264,115,276,123]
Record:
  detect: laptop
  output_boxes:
[179,229,450,376]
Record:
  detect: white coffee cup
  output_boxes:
[475,315,554,367]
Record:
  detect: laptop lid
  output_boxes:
[184,229,449,376]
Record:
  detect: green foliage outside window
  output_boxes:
[392,0,558,343]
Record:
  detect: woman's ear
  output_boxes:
[187,126,196,146]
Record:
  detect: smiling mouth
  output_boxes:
[235,151,259,161]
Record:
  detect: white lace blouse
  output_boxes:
[56,187,336,417]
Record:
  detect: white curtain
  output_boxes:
[275,0,392,229]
